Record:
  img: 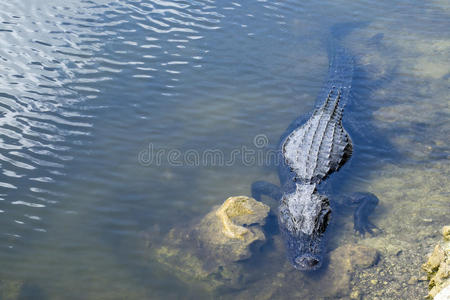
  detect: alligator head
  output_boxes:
[278,183,331,271]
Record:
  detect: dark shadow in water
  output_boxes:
[262,213,280,237]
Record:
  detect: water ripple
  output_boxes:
[0,0,114,247]
[0,0,225,249]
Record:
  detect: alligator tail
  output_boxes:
[316,22,368,108]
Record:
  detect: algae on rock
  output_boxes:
[144,196,270,291]
[311,243,379,298]
[422,225,450,299]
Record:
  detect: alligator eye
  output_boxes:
[317,206,331,233]
[309,258,319,267]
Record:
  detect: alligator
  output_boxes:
[251,41,379,271]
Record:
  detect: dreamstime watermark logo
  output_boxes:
[253,133,269,148]
[138,134,280,167]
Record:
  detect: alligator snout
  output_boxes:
[294,254,322,271]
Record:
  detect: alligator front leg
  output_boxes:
[251,181,282,202]
[342,192,379,235]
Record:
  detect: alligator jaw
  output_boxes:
[295,253,322,271]
[279,225,326,271]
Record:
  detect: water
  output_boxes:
[0,0,449,299]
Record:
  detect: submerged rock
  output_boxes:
[320,243,379,298]
[144,196,270,291]
[234,241,379,299]
[443,226,450,241]
[422,225,450,299]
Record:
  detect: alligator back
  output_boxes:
[282,87,353,184]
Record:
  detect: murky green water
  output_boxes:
[0,0,448,299]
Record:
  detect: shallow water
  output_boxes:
[0,0,449,299]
